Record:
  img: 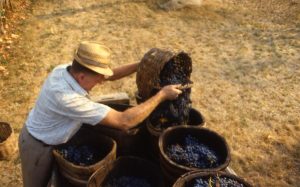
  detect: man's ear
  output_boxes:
[76,72,86,83]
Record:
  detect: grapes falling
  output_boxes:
[150,52,192,130]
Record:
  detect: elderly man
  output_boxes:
[18,41,182,187]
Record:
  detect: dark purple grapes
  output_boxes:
[219,177,245,187]
[150,52,192,129]
[190,176,245,187]
[106,176,152,187]
[166,135,220,168]
[57,145,103,166]
[193,178,209,187]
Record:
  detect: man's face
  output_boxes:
[78,72,105,92]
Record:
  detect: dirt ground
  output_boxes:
[0,0,299,186]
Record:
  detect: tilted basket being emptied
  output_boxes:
[136,48,192,100]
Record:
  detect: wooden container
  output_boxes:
[53,129,117,187]
[173,171,252,187]
[97,156,165,187]
[0,122,17,160]
[146,108,205,162]
[159,126,231,186]
[86,103,149,158]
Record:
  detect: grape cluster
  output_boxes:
[218,177,245,187]
[106,176,152,187]
[192,178,209,187]
[150,52,192,130]
[190,176,245,187]
[166,135,220,168]
[57,145,102,166]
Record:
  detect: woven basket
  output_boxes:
[0,122,18,160]
[98,156,165,187]
[136,48,174,99]
[173,171,252,187]
[53,129,117,187]
[136,48,192,99]
[159,126,231,186]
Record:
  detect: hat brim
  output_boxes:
[74,54,113,76]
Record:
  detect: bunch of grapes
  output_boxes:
[166,135,220,168]
[192,178,209,187]
[190,176,245,187]
[106,176,152,187]
[57,145,102,166]
[150,52,192,130]
[218,177,245,187]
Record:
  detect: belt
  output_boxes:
[24,126,51,147]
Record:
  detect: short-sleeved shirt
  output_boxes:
[26,64,111,145]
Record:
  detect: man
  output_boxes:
[18,41,182,187]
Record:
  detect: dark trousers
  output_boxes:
[18,126,54,187]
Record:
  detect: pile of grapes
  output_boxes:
[190,176,245,187]
[150,52,192,130]
[166,135,220,168]
[106,176,152,187]
[56,145,103,166]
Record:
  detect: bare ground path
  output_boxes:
[0,0,299,186]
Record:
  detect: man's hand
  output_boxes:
[159,84,183,100]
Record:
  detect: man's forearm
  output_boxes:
[107,63,138,81]
[122,91,165,128]
[99,85,180,130]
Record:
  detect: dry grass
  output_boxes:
[0,0,299,186]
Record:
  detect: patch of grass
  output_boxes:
[0,55,8,65]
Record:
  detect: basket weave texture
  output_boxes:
[136,48,174,99]
[0,122,18,160]
[136,48,193,99]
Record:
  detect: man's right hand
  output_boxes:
[159,84,183,100]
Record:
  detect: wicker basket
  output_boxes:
[159,126,231,186]
[98,156,165,187]
[0,122,18,160]
[53,129,117,187]
[136,48,192,99]
[173,171,252,187]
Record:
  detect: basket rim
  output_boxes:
[158,126,231,172]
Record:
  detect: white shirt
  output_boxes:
[26,64,111,145]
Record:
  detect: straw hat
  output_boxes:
[74,41,113,76]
